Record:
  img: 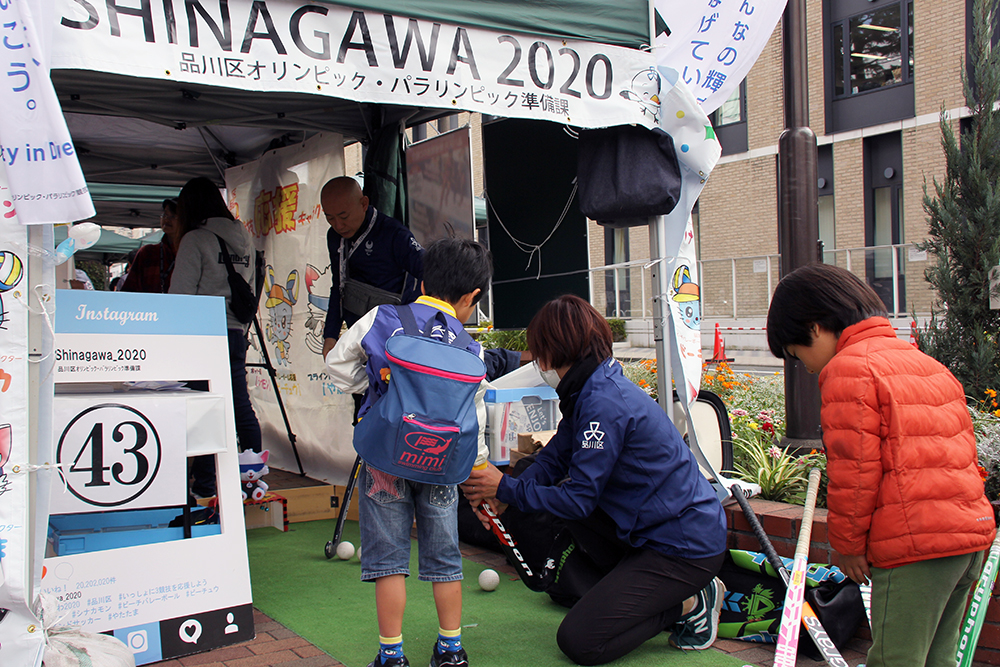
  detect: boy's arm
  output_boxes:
[822,370,882,557]
[325,307,379,395]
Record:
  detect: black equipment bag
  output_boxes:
[576,124,682,227]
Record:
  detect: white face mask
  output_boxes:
[534,361,561,389]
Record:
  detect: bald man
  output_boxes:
[321,177,424,358]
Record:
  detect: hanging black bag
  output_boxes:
[576,124,682,227]
[214,234,258,325]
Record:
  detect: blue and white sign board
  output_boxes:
[42,290,254,665]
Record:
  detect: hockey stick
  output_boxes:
[956,532,1000,667]
[858,582,872,627]
[772,468,823,667]
[731,485,848,666]
[325,455,363,559]
[477,500,540,587]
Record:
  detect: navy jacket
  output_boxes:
[324,206,423,340]
[496,358,727,560]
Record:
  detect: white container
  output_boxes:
[485,386,560,464]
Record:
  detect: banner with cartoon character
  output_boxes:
[0,166,45,666]
[225,133,357,483]
[655,67,720,406]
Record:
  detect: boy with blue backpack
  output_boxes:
[326,238,493,667]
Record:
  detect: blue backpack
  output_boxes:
[353,305,487,484]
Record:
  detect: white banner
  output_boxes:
[0,167,44,666]
[50,0,660,129]
[226,133,356,484]
[0,0,94,224]
[655,0,787,113]
[655,67,721,405]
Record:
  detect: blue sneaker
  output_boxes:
[670,577,726,650]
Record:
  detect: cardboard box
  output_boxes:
[485,386,560,464]
[243,492,288,532]
[518,430,557,453]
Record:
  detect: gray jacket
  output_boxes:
[170,216,256,330]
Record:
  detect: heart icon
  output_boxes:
[179,619,202,644]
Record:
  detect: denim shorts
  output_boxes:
[358,463,463,583]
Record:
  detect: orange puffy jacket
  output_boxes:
[818,317,995,569]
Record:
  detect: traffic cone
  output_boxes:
[909,320,919,348]
[709,323,734,363]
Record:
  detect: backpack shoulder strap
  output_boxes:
[213,234,238,278]
[395,304,420,336]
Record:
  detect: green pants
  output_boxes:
[867,549,984,667]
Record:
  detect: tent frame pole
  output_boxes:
[648,215,674,422]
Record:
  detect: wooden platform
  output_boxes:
[263,468,359,524]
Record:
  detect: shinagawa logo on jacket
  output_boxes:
[581,422,605,449]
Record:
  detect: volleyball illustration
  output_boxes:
[0,251,23,292]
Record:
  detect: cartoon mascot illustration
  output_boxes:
[0,250,24,331]
[671,264,701,331]
[302,264,332,356]
[264,266,299,367]
[619,67,661,123]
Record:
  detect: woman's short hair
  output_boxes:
[176,177,233,230]
[766,263,888,359]
[526,294,613,369]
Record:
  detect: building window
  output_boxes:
[710,80,748,155]
[817,145,835,262]
[603,227,630,318]
[831,1,913,98]
[863,132,904,313]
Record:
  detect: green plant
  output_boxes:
[475,321,528,351]
[918,0,1000,399]
[621,359,657,399]
[607,318,627,343]
[728,437,827,507]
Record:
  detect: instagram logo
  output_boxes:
[126,630,148,653]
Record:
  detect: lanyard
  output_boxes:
[338,206,378,292]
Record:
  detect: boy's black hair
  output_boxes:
[766,263,888,359]
[422,238,492,305]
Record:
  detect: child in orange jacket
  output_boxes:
[766,263,995,667]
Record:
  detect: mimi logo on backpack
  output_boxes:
[353,304,487,485]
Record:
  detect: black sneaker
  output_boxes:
[367,652,410,667]
[669,577,726,650]
[429,646,468,667]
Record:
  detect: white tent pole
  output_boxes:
[648,215,674,422]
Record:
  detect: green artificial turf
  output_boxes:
[246,519,747,667]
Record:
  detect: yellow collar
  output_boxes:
[415,295,456,318]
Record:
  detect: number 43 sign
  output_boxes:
[51,396,188,515]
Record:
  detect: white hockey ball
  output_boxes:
[478,569,500,591]
[336,541,355,560]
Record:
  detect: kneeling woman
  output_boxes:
[463,295,727,665]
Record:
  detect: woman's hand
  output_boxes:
[460,462,504,503]
[470,498,509,531]
[838,554,871,585]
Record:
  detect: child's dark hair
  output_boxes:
[176,177,234,230]
[527,295,613,369]
[766,263,888,359]
[422,238,492,305]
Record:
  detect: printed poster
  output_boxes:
[225,133,357,483]
[0,166,43,666]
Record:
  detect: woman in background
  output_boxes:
[169,177,261,495]
[121,198,185,293]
